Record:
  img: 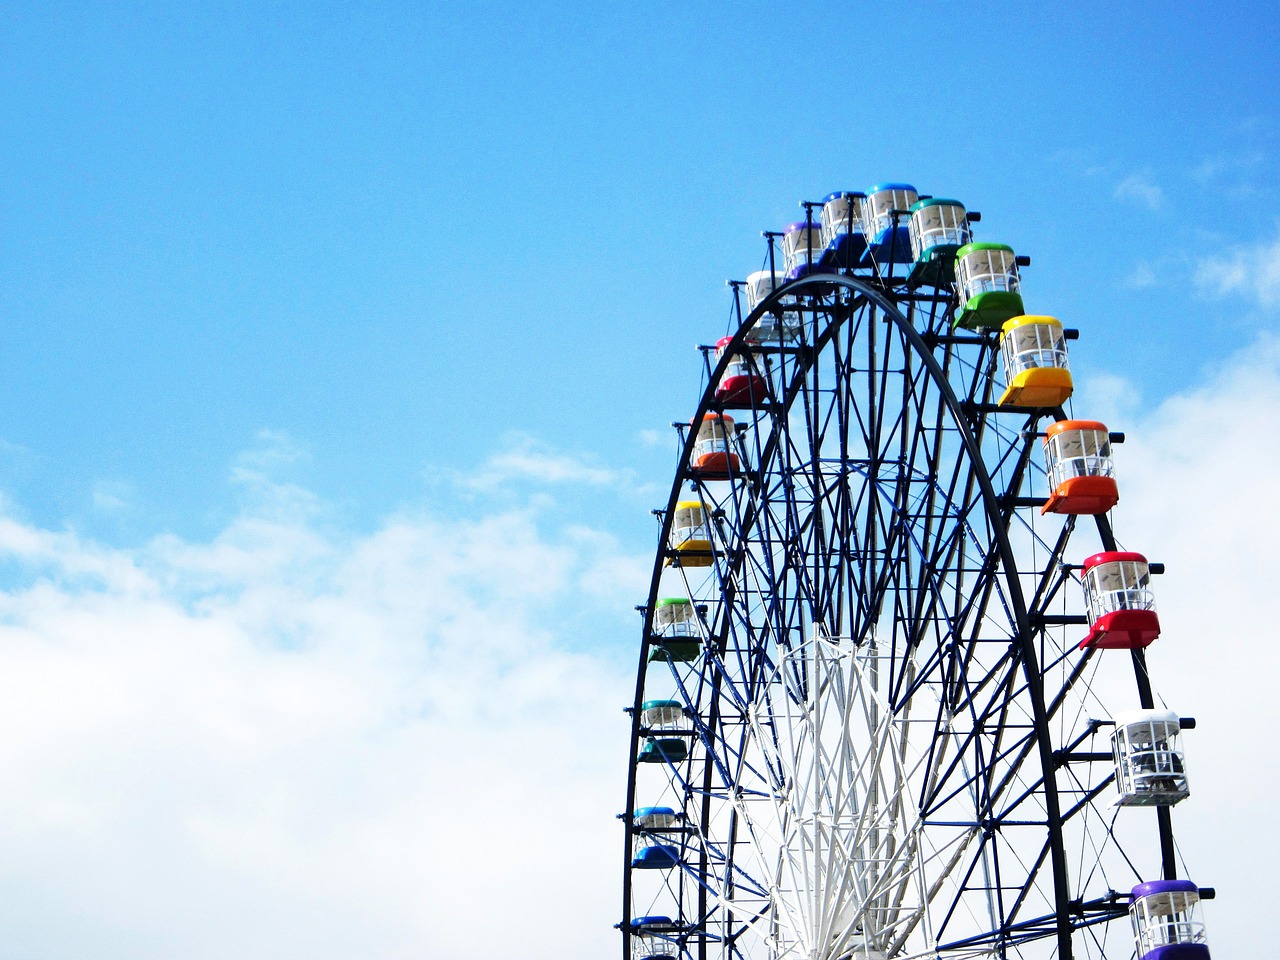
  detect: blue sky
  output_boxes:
[0,3,1277,956]
[2,2,1277,543]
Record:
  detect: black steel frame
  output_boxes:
[620,267,1177,960]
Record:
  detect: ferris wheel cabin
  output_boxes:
[998,315,1074,408]
[637,736,688,764]
[714,336,769,408]
[743,270,802,342]
[649,597,699,662]
[907,198,971,288]
[636,692,689,764]
[632,805,679,829]
[1079,550,1162,650]
[630,789,682,868]
[668,499,713,566]
[817,190,867,269]
[1111,709,1191,807]
[1042,419,1119,514]
[689,413,740,478]
[782,220,824,280]
[641,698,684,727]
[859,182,918,269]
[629,916,680,960]
[744,269,777,312]
[631,841,680,869]
[954,242,1025,330]
[1129,880,1211,959]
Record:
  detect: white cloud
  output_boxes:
[91,480,133,512]
[1192,150,1264,186]
[1114,173,1165,211]
[236,429,309,471]
[636,428,665,448]
[229,430,322,523]
[0,461,643,959]
[466,433,625,491]
[1195,229,1280,307]
[1071,371,1143,428]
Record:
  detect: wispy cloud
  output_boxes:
[91,480,133,512]
[235,429,309,472]
[1074,371,1143,427]
[1113,173,1165,211]
[1195,229,1280,307]
[220,429,327,527]
[636,427,666,448]
[467,433,626,490]
[1193,150,1264,184]
[1123,261,1158,289]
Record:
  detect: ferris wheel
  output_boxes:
[618,186,1213,960]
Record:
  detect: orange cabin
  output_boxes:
[1041,420,1119,515]
[690,413,740,476]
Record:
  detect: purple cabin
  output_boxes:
[1130,879,1211,960]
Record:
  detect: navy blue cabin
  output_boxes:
[817,190,867,270]
[631,843,681,870]
[859,182,918,270]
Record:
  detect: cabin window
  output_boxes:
[911,204,969,257]
[960,248,1019,296]
[1046,428,1113,486]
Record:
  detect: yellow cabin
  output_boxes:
[998,316,1073,408]
[667,500,713,566]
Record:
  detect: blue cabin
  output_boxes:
[637,737,688,764]
[633,806,680,829]
[631,843,681,870]
[630,916,680,960]
[859,182,918,270]
[817,191,867,270]
[631,916,680,934]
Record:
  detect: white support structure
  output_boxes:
[737,626,940,960]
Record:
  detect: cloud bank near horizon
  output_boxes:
[0,450,645,959]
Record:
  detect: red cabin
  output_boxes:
[1079,551,1161,650]
[690,413,740,477]
[1042,420,1120,515]
[714,337,769,408]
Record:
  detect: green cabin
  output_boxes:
[954,242,1025,330]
